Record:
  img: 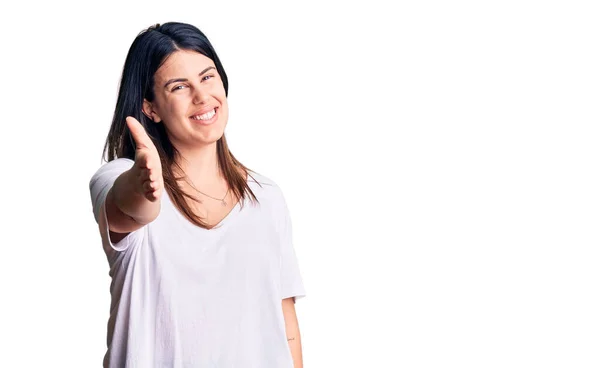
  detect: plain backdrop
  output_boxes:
[1,0,599,367]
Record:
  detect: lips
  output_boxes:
[190,107,218,125]
[190,106,217,118]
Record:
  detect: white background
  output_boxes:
[1,0,599,367]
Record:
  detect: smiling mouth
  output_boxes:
[190,107,217,121]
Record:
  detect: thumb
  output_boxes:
[126,116,152,150]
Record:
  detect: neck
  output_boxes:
[174,141,223,187]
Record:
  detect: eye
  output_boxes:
[202,74,215,82]
[171,84,187,91]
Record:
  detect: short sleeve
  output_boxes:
[277,189,306,303]
[89,158,142,252]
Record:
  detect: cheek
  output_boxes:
[155,95,179,118]
[169,96,190,114]
[161,104,189,126]
[219,103,229,123]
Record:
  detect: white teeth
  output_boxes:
[192,109,216,121]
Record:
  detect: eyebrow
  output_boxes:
[163,66,216,88]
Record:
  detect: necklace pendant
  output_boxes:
[221,200,227,206]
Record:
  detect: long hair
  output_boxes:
[102,22,259,229]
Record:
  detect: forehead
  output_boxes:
[155,50,216,81]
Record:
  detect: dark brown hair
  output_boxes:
[102,22,260,229]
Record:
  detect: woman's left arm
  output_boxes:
[282,297,303,368]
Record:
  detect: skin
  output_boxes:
[142,50,229,154]
[105,116,164,243]
[135,50,304,364]
[143,50,234,223]
[282,297,304,367]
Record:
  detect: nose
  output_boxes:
[192,85,209,105]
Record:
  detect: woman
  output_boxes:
[89,22,306,368]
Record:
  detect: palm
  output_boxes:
[126,117,163,201]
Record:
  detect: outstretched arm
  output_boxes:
[105,117,164,242]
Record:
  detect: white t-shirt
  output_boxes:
[89,158,306,368]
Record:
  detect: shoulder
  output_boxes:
[100,157,135,170]
[246,170,290,204]
[246,171,284,194]
[247,170,275,187]
[89,158,135,187]
[91,158,135,176]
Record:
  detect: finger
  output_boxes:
[147,168,157,181]
[145,192,155,202]
[140,168,152,181]
[136,152,155,171]
[126,116,152,150]
[145,190,160,202]
[143,181,154,192]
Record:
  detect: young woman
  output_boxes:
[89,22,306,367]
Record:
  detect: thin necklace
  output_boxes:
[187,180,229,207]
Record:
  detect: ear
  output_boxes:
[142,99,162,123]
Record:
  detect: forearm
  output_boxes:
[287,331,303,368]
[282,298,304,368]
[111,169,160,225]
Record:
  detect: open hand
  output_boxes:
[126,116,164,202]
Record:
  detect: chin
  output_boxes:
[202,130,225,145]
